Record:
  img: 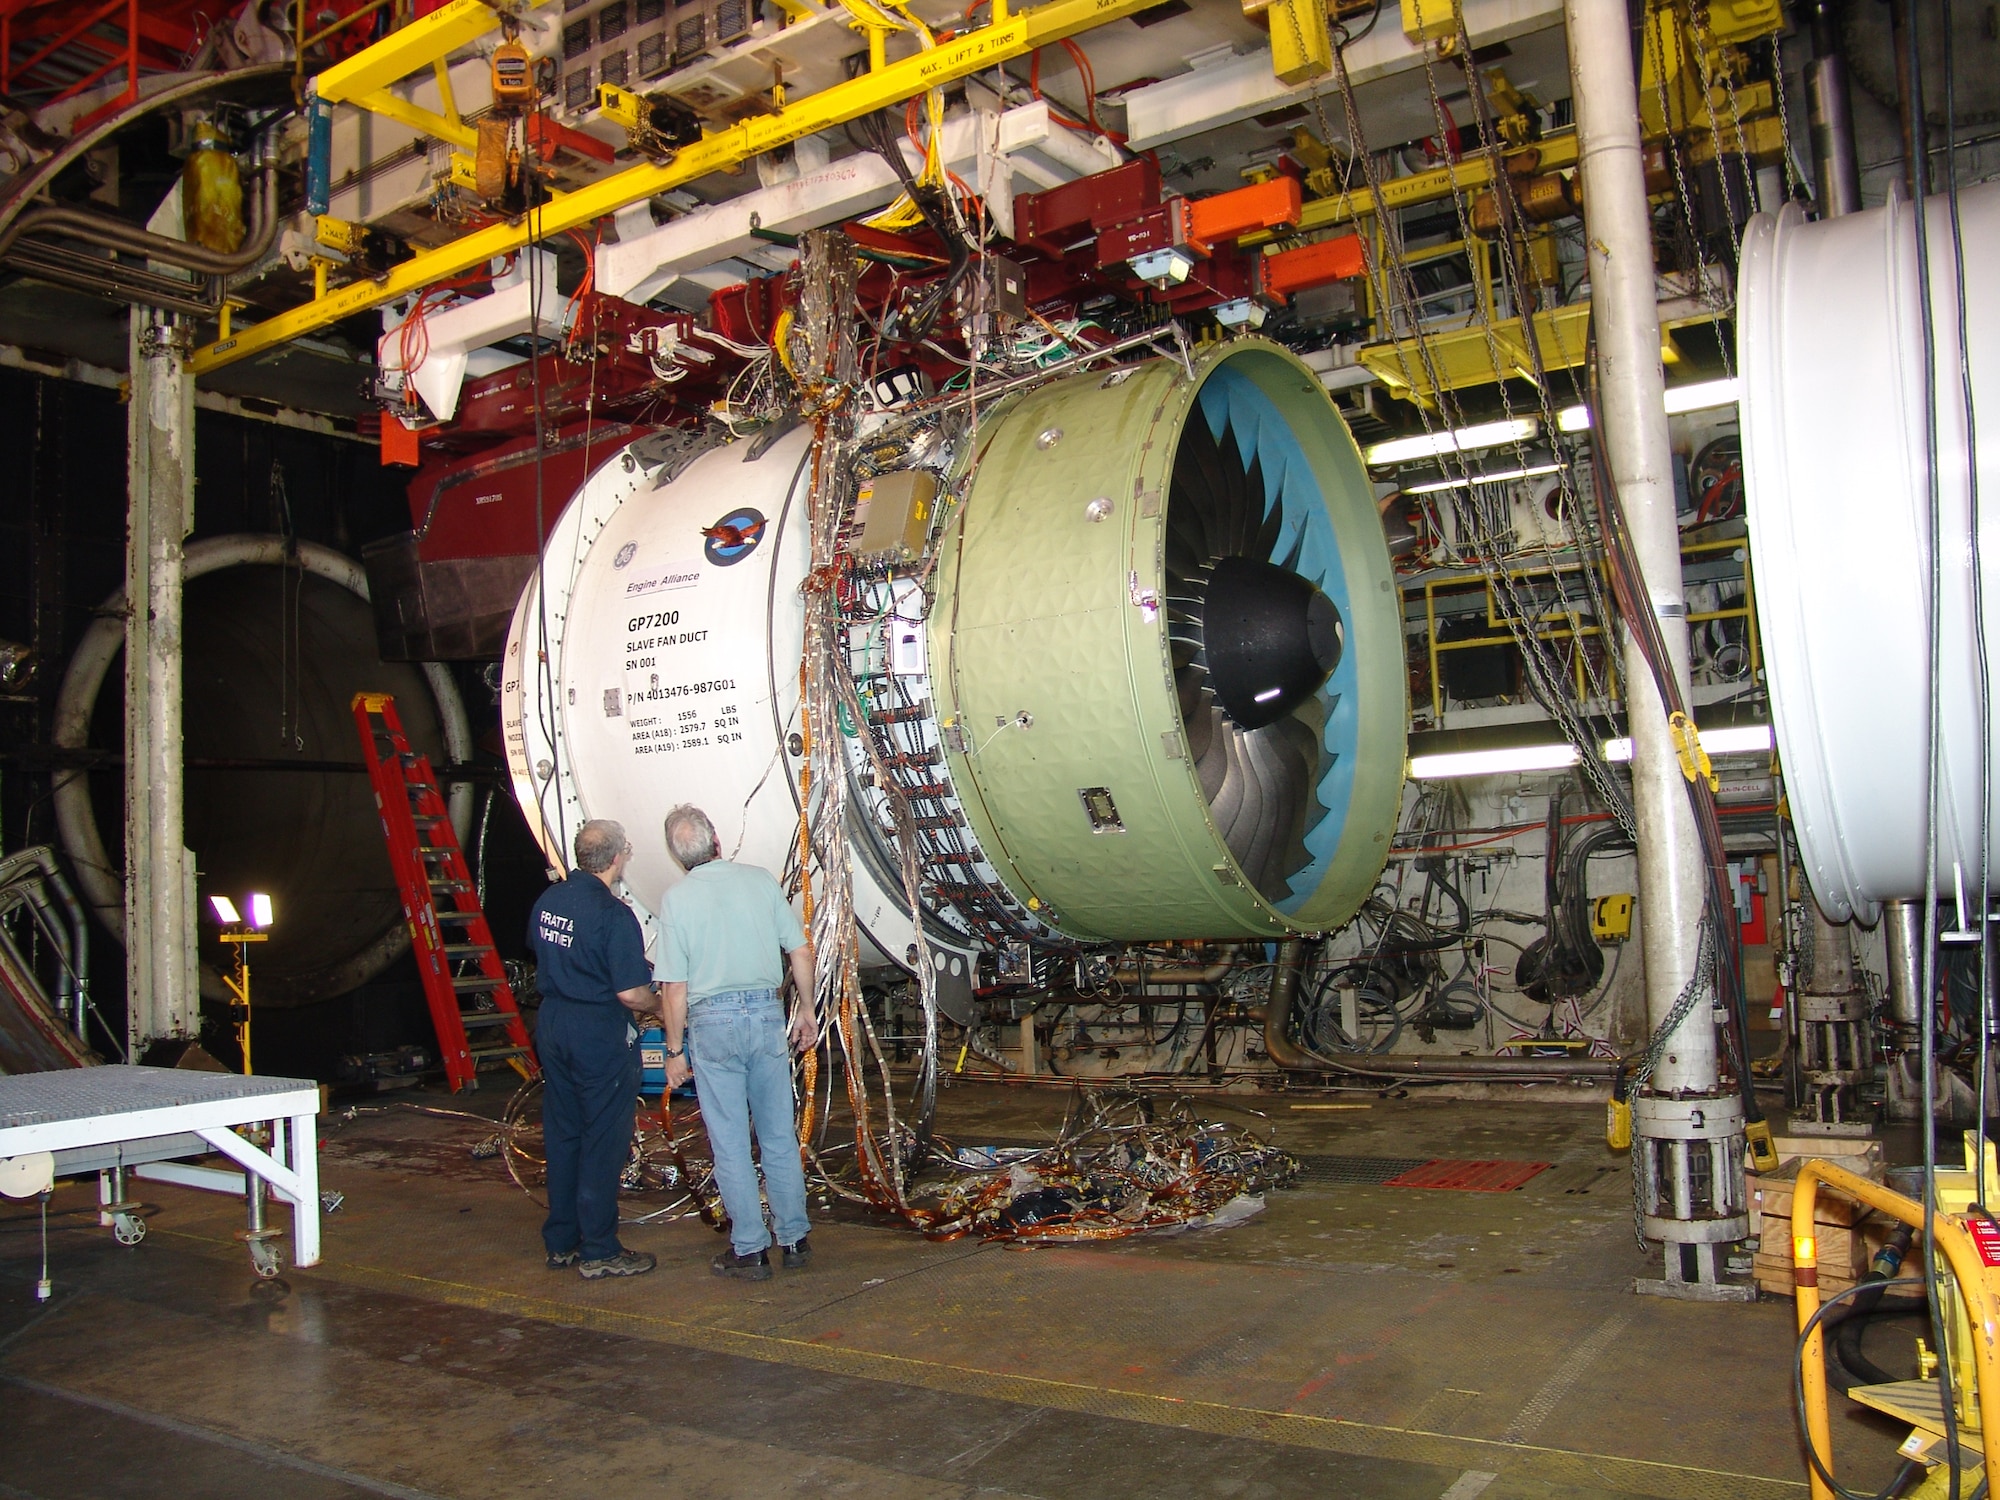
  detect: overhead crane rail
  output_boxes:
[188,0,1180,376]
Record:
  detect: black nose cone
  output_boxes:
[1202,555,1344,731]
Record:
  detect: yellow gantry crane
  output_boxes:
[189,0,1179,377]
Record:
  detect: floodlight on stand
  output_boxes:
[210,895,241,925]
[249,892,274,929]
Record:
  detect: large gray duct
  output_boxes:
[53,536,472,1006]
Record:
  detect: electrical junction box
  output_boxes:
[1592,893,1634,943]
[854,469,938,567]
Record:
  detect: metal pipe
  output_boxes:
[1805,0,1862,217]
[1884,898,1926,1029]
[1567,0,1715,1097]
[124,307,196,1054]
[1262,939,1314,1069]
[0,243,223,318]
[0,163,280,276]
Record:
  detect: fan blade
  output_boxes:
[1193,704,1227,801]
[1175,662,1209,722]
[1218,725,1267,873]
[1208,721,1247,847]
[1167,472,1215,571]
[1184,415,1244,563]
[1238,729,1290,897]
[1262,713,1322,890]
[1212,420,1257,558]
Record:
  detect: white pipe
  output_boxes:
[52,535,472,1005]
[1565,0,1716,1095]
[124,310,195,1053]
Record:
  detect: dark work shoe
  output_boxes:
[546,1248,581,1270]
[780,1236,812,1269]
[711,1247,773,1281]
[578,1248,657,1280]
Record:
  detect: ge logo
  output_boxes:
[613,541,638,569]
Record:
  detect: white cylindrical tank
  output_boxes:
[1739,180,2000,923]
[499,428,919,965]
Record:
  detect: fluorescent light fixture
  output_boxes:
[1555,377,1742,435]
[1601,724,1773,762]
[249,892,274,929]
[1253,686,1283,703]
[1365,418,1538,466]
[1405,462,1562,495]
[209,895,241,925]
[1665,378,1742,415]
[1409,743,1581,779]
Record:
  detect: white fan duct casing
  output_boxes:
[500,428,925,980]
[1740,179,2000,923]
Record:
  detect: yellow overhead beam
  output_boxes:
[191,0,1174,377]
[353,87,477,150]
[314,0,543,103]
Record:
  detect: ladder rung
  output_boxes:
[460,1012,517,1028]
[442,943,493,957]
[452,975,503,992]
[413,814,448,826]
[433,908,480,921]
[469,1045,530,1062]
[429,880,472,894]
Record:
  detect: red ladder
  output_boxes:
[352,692,536,1092]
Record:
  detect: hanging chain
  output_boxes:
[1328,32,1635,834]
[1768,33,1802,203]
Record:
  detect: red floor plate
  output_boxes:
[1382,1158,1552,1192]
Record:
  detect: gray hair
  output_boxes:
[574,819,628,874]
[664,804,719,869]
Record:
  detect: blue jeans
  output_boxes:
[537,999,639,1263]
[687,989,810,1256]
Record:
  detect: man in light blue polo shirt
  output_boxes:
[656,803,817,1281]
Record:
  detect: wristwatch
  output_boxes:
[665,1045,685,1058]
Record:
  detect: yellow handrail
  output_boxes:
[1792,1159,2000,1500]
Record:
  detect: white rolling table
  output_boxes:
[0,1065,321,1269]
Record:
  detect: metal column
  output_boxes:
[1804,0,1862,218]
[1566,0,1749,1298]
[124,309,197,1054]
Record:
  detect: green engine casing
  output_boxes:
[928,338,1407,941]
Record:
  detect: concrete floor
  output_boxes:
[0,1078,1914,1499]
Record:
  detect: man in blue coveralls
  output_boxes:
[656,804,818,1281]
[529,819,659,1280]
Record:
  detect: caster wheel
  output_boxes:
[111,1213,146,1246]
[247,1239,282,1279]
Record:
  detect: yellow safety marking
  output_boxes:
[314,0,538,104]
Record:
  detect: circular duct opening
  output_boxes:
[54,536,472,1005]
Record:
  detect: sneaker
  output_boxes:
[780,1236,812,1270]
[711,1247,772,1281]
[578,1249,657,1280]
[546,1248,581,1270]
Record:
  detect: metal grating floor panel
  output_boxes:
[1293,1153,1433,1185]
